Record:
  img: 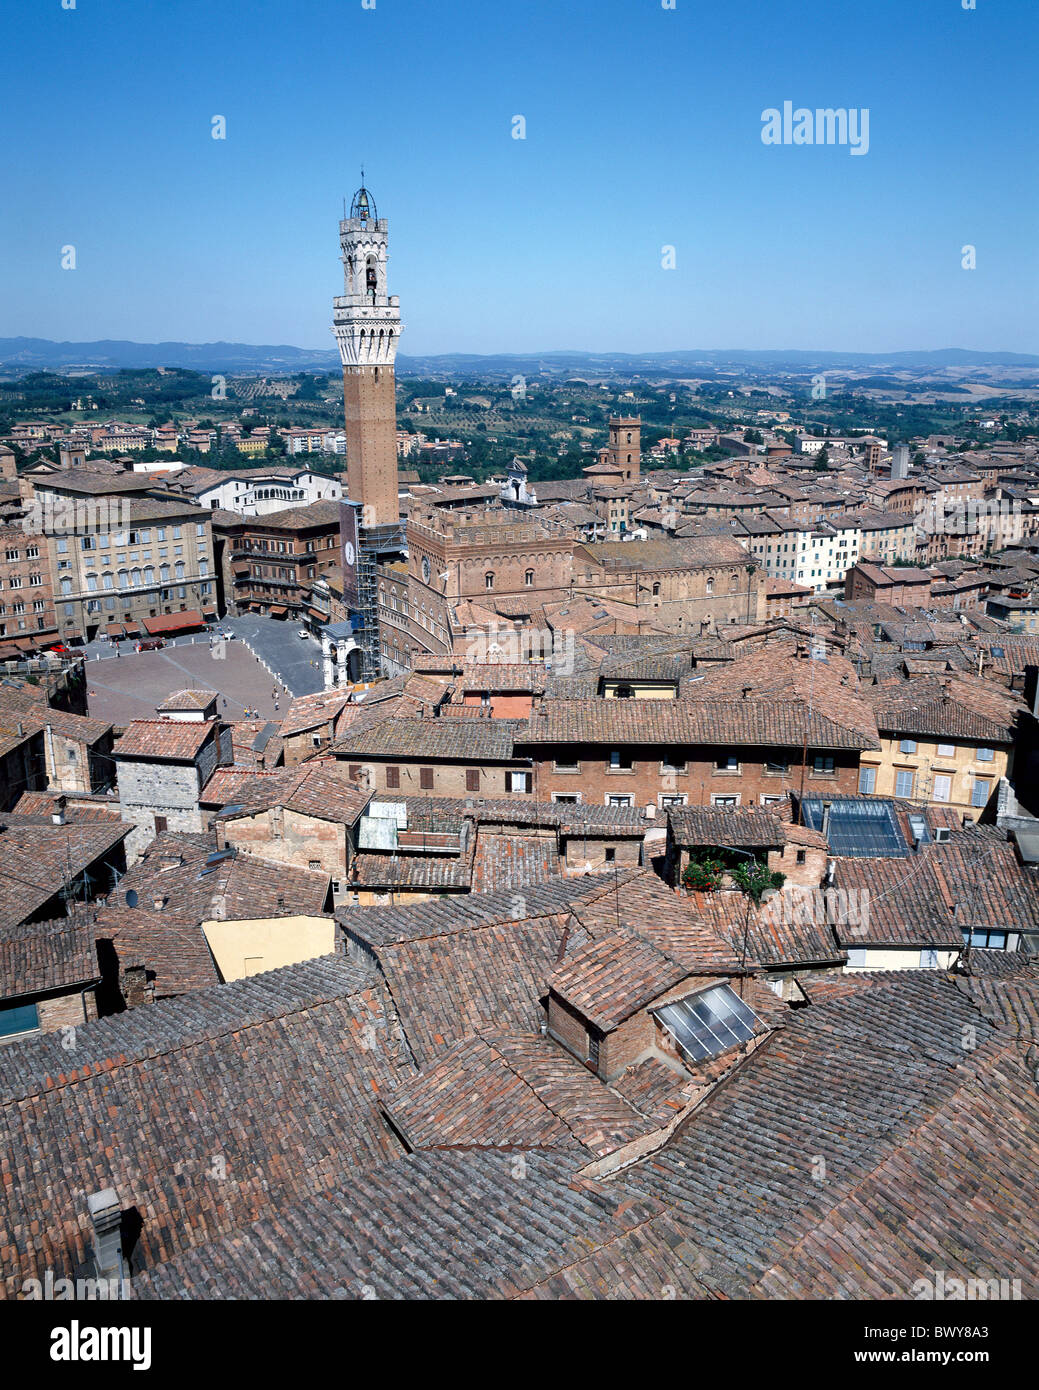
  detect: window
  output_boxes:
[812,754,835,775]
[899,739,917,754]
[552,793,580,804]
[661,758,687,774]
[796,849,806,864]
[654,984,760,1064]
[465,769,480,792]
[895,769,915,798]
[660,794,687,807]
[711,793,740,807]
[971,778,990,809]
[858,765,877,794]
[764,758,788,775]
[919,949,939,968]
[385,766,400,789]
[524,570,534,587]
[608,750,632,770]
[484,572,494,590]
[933,774,952,803]
[0,1002,40,1038]
[604,847,616,863]
[506,770,531,793]
[977,747,995,762]
[607,794,633,807]
[154,815,168,833]
[936,743,955,758]
[846,948,868,968]
[419,767,434,790]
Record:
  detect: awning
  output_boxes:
[231,562,251,575]
[141,609,204,636]
[202,607,217,617]
[123,622,141,636]
[105,623,125,637]
[269,605,288,617]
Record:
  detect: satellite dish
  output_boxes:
[125,889,139,909]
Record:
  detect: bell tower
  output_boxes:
[332,180,403,527]
[608,416,641,483]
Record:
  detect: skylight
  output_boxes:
[801,797,909,857]
[654,984,761,1065]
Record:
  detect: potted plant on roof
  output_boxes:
[681,854,726,893]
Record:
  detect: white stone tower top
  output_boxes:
[332,180,403,368]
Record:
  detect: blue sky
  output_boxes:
[1,0,1036,355]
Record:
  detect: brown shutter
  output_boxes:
[385,765,400,788]
[466,769,480,792]
[420,767,434,790]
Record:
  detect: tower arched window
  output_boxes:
[706,577,714,594]
[485,572,495,591]
[524,569,534,587]
[652,582,660,597]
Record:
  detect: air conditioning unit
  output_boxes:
[934,826,951,843]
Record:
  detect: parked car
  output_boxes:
[48,643,72,654]
[138,638,166,652]
[297,628,310,639]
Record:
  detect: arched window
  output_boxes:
[118,569,129,589]
[652,582,660,597]
[102,572,113,590]
[485,572,495,590]
[175,561,185,580]
[86,574,98,592]
[131,568,142,587]
[144,566,155,585]
[160,564,170,582]
[524,570,534,587]
[706,577,714,594]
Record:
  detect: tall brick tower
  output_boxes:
[608,416,641,483]
[332,181,402,527]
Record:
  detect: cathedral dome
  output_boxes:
[349,184,377,221]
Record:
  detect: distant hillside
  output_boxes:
[0,337,1036,378]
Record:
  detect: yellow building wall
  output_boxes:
[861,737,1009,816]
[201,915,336,982]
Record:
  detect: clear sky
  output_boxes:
[2,0,1036,356]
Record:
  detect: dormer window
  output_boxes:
[653,984,761,1065]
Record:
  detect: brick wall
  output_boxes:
[529,744,861,809]
[221,807,349,876]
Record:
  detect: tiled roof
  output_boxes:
[549,927,692,1031]
[332,716,527,762]
[520,699,879,751]
[688,889,846,970]
[0,818,129,932]
[0,918,99,999]
[131,1151,704,1300]
[89,832,331,996]
[0,956,413,1295]
[829,855,965,949]
[156,689,218,712]
[112,718,218,761]
[619,972,1035,1299]
[374,917,570,1066]
[382,1033,652,1157]
[220,765,370,826]
[668,805,786,849]
[471,833,559,894]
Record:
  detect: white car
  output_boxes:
[297,628,310,639]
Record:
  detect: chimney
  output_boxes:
[51,794,68,826]
[821,801,832,840]
[152,894,167,911]
[86,1188,124,1286]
